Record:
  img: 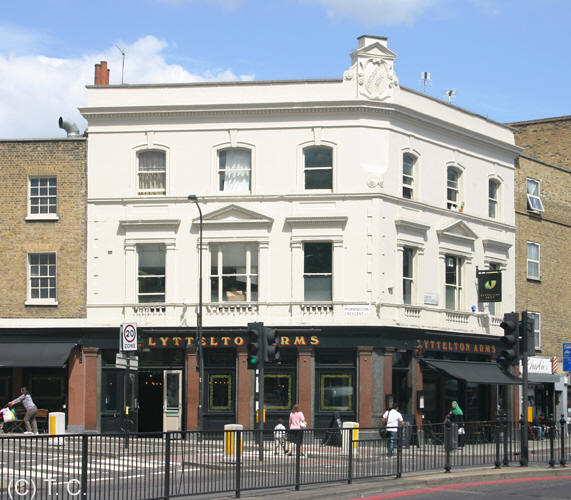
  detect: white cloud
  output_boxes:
[0,35,254,138]
[303,0,436,25]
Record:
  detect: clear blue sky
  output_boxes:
[1,0,569,138]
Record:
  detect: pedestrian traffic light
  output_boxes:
[498,312,520,370]
[264,327,280,363]
[520,311,535,355]
[246,322,264,370]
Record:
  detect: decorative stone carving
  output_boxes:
[345,37,399,101]
[358,58,398,101]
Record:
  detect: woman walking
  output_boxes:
[287,404,306,456]
[8,387,38,435]
[447,400,465,448]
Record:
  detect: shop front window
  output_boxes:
[102,370,123,412]
[320,374,353,411]
[209,374,232,410]
[0,373,10,403]
[264,374,293,410]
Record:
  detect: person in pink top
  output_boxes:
[287,404,306,456]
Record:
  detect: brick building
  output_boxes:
[0,137,89,423]
[509,116,571,420]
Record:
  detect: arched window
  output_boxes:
[138,150,166,195]
[218,148,251,192]
[304,146,332,190]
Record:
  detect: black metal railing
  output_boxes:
[1,419,569,499]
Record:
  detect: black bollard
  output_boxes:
[502,413,509,467]
[561,415,567,467]
[445,419,451,473]
[519,415,528,467]
[549,417,555,468]
[494,414,501,469]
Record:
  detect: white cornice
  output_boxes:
[119,218,180,230]
[80,100,521,155]
[285,216,348,228]
[395,219,431,233]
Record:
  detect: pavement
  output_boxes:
[204,464,571,500]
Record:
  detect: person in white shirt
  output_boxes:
[273,419,287,454]
[382,405,404,456]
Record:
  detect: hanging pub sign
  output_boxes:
[477,269,502,303]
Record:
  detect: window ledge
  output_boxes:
[25,299,58,306]
[527,277,542,283]
[25,214,59,222]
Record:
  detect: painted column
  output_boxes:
[236,348,252,428]
[186,347,199,430]
[298,347,313,425]
[383,348,393,411]
[68,347,98,432]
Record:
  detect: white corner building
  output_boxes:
[80,36,521,432]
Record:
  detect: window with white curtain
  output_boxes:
[304,242,332,300]
[527,241,540,280]
[218,149,251,192]
[445,255,462,310]
[138,151,166,195]
[210,243,258,301]
[137,244,165,303]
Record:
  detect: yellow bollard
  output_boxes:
[342,421,359,456]
[224,424,243,463]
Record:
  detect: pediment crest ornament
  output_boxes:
[199,204,273,228]
[357,58,398,101]
[437,220,478,241]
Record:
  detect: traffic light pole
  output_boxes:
[520,349,529,466]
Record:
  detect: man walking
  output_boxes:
[382,405,404,456]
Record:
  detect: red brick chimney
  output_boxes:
[94,61,110,85]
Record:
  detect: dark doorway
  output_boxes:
[138,370,163,432]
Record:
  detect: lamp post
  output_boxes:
[188,195,204,432]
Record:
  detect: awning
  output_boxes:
[422,359,522,385]
[0,342,78,368]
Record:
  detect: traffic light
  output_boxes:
[264,327,280,363]
[498,312,520,369]
[246,322,264,370]
[520,311,535,355]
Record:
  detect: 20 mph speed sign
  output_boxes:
[121,323,138,351]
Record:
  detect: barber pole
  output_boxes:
[552,356,558,373]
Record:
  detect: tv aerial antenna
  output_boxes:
[420,72,431,93]
[116,45,126,84]
[444,89,456,103]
